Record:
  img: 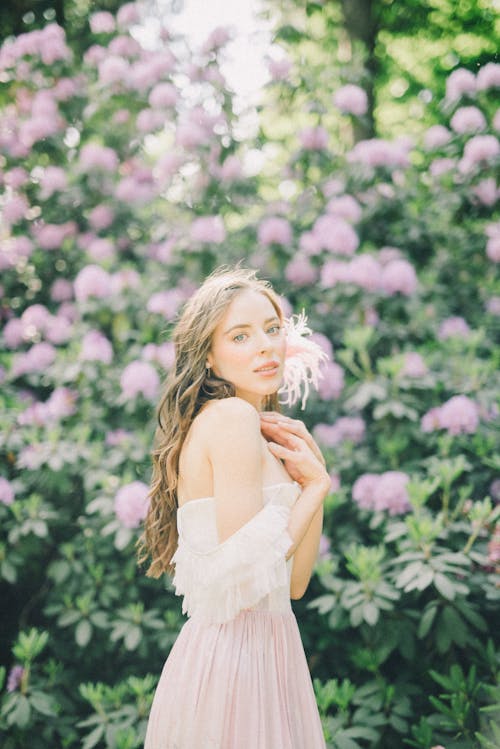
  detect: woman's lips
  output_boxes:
[254,363,280,377]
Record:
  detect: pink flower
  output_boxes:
[437,316,470,340]
[0,477,15,505]
[217,155,242,182]
[81,330,113,364]
[89,11,115,34]
[38,166,67,199]
[348,254,383,291]
[312,424,338,447]
[333,84,368,116]
[98,56,130,85]
[421,406,442,433]
[201,26,233,53]
[258,217,292,246]
[115,175,156,204]
[424,125,452,150]
[45,315,72,344]
[298,126,329,150]
[79,143,119,172]
[267,57,292,81]
[105,429,134,446]
[4,167,29,189]
[3,318,25,348]
[147,289,184,320]
[87,237,115,261]
[128,51,176,89]
[400,352,428,378]
[422,395,480,436]
[34,221,77,250]
[472,178,498,206]
[136,108,164,132]
[486,296,500,315]
[2,194,28,225]
[487,527,500,565]
[445,68,476,101]
[190,216,226,244]
[439,395,480,435]
[318,533,332,560]
[155,151,183,182]
[110,269,141,293]
[108,35,141,57]
[316,417,365,446]
[285,256,318,286]
[117,3,141,28]
[120,361,160,400]
[74,265,112,301]
[7,665,24,692]
[148,82,178,108]
[494,109,500,132]
[312,215,359,255]
[348,138,410,168]
[176,121,208,149]
[352,473,380,511]
[299,231,322,256]
[317,361,344,400]
[11,342,57,377]
[459,134,500,172]
[309,332,333,360]
[476,62,500,90]
[20,303,51,335]
[88,205,114,230]
[373,471,411,515]
[320,259,352,287]
[450,106,486,134]
[430,158,456,177]
[326,195,362,223]
[142,341,176,370]
[114,481,150,528]
[380,259,418,296]
[485,223,500,262]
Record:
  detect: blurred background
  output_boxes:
[0,2,499,748]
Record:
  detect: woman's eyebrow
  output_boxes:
[224,316,280,334]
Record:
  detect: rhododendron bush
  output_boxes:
[0,3,499,748]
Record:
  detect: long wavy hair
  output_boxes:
[136,265,284,578]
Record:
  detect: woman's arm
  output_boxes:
[260,413,330,598]
[289,503,324,599]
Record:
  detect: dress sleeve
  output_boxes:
[171,502,294,624]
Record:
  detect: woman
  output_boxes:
[139,265,330,748]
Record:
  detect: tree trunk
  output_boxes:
[340,0,378,140]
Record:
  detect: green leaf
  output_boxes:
[362,601,379,626]
[30,690,58,717]
[124,626,141,650]
[82,724,105,749]
[75,620,92,648]
[434,572,456,600]
[418,604,438,639]
[8,695,31,728]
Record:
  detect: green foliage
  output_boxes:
[0,2,499,748]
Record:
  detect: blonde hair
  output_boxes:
[136,265,284,578]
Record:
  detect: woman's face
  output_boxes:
[206,289,286,410]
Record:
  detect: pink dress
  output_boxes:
[144,481,327,749]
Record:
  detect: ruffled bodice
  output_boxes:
[171,482,301,625]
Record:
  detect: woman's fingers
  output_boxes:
[263,417,326,466]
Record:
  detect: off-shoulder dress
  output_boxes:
[143,480,327,749]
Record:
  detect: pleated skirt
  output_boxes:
[144,608,327,749]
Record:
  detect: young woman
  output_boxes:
[139,265,330,748]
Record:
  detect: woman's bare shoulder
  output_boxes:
[197,397,259,428]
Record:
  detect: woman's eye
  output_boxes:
[268,325,281,334]
[233,333,246,342]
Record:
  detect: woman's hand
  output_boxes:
[260,411,329,489]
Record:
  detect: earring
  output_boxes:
[206,364,211,376]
